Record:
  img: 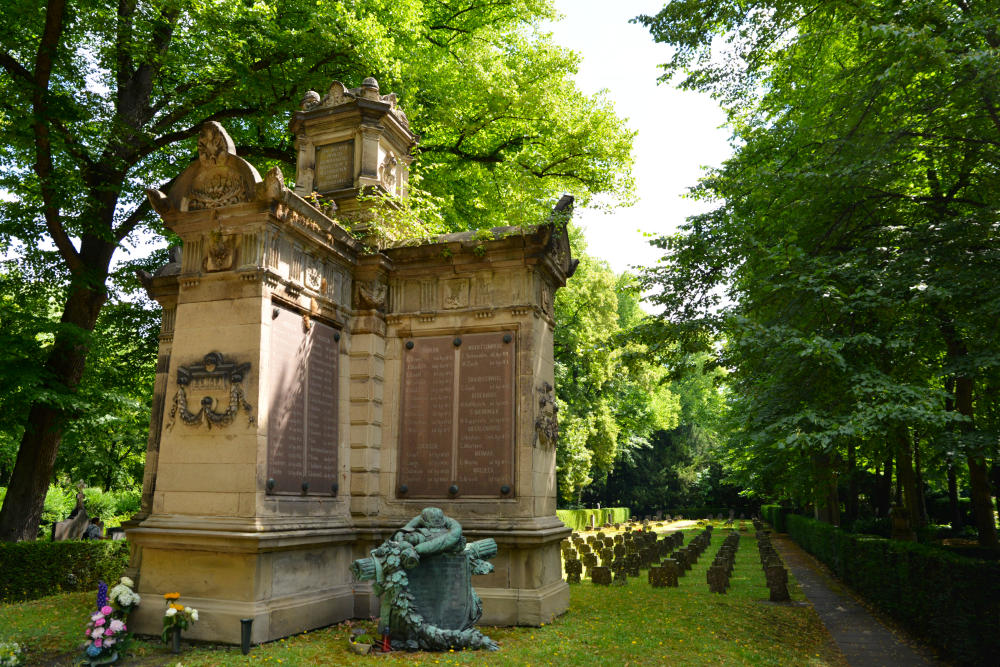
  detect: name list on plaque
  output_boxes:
[314,140,354,191]
[267,305,339,494]
[398,337,455,497]
[398,331,515,498]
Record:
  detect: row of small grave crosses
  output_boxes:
[561,522,713,588]
[754,519,790,601]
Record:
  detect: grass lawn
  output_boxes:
[0,523,846,666]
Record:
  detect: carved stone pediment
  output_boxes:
[147,122,263,216]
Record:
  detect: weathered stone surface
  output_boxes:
[591,566,612,585]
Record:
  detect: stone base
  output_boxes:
[128,585,354,644]
[477,578,569,626]
[126,520,357,645]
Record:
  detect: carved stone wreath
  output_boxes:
[350,509,499,652]
[167,352,255,430]
[534,381,559,448]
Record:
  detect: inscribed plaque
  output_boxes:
[305,320,339,491]
[456,332,514,495]
[398,337,455,497]
[267,305,340,494]
[397,331,516,498]
[267,308,307,493]
[314,141,354,191]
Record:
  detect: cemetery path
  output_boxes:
[772,534,947,667]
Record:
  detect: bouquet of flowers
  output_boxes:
[161,593,199,643]
[80,578,138,666]
[0,640,25,667]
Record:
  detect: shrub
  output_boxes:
[761,505,791,532]
[0,540,130,603]
[556,507,630,531]
[787,514,1000,666]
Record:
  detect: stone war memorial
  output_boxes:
[125,78,576,645]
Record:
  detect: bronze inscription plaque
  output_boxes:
[267,307,307,493]
[305,320,339,491]
[314,141,354,191]
[398,337,454,497]
[267,305,339,494]
[457,332,514,495]
[398,331,515,498]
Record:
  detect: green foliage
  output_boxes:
[594,351,732,513]
[636,0,1000,541]
[554,507,630,531]
[0,540,129,603]
[554,230,680,503]
[787,514,1000,666]
[760,505,791,533]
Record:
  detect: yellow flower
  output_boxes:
[163,592,181,600]
[170,603,185,611]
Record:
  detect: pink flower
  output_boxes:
[95,618,105,626]
[101,605,113,615]
[109,619,125,632]
[94,639,103,648]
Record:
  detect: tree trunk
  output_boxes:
[895,429,923,529]
[941,322,998,548]
[944,377,963,529]
[956,374,999,548]
[845,440,858,523]
[0,280,106,541]
[947,459,964,529]
[893,448,903,506]
[913,435,928,525]
[813,452,839,525]
[875,452,893,517]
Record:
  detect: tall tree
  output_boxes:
[637,0,1000,545]
[0,0,634,540]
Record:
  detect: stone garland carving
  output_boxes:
[355,279,387,311]
[166,352,255,430]
[534,381,559,448]
[350,508,499,652]
[379,152,398,191]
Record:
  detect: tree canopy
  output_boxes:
[0,0,635,540]
[636,0,1000,546]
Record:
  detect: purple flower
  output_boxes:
[97,581,108,610]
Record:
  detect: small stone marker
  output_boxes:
[766,564,790,601]
[591,566,612,586]
[565,558,582,584]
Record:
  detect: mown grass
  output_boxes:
[0,523,846,666]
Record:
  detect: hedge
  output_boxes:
[556,507,630,531]
[787,514,1000,666]
[761,504,791,532]
[0,540,130,603]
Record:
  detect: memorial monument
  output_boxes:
[351,507,499,651]
[125,78,575,645]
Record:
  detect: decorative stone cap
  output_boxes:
[298,78,409,129]
[290,78,415,211]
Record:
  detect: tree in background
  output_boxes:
[554,229,679,504]
[0,0,634,541]
[594,351,732,514]
[637,0,1000,546]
